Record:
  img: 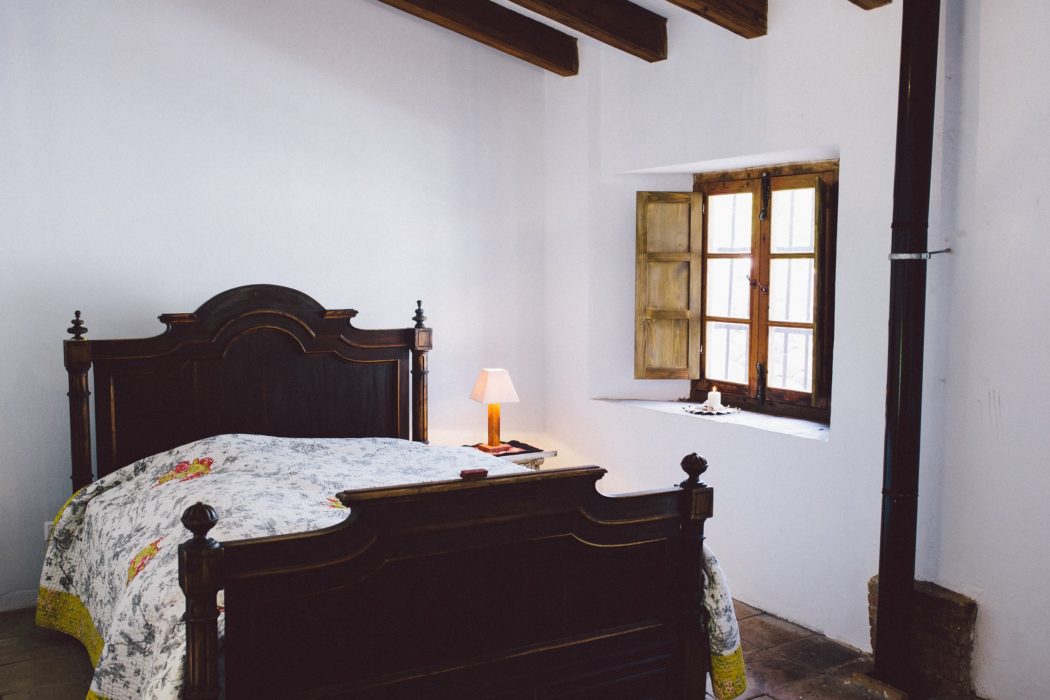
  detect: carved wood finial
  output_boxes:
[67,311,88,340]
[678,452,708,488]
[413,300,427,329]
[181,502,219,541]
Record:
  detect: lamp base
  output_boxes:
[476,442,514,455]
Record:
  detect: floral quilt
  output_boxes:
[37,434,527,700]
[704,545,748,699]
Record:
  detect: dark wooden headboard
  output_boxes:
[64,285,431,491]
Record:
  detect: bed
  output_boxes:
[41,285,729,699]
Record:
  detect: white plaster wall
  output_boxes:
[545,1,1050,696]
[0,0,547,609]
[921,2,1050,697]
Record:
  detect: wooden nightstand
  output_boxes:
[466,441,556,470]
[499,450,556,471]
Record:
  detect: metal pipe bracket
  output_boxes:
[888,248,952,261]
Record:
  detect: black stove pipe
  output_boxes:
[873,0,941,687]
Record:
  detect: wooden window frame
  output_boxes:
[690,161,838,422]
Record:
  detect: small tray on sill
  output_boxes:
[683,404,740,416]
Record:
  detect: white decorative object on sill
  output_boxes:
[683,403,740,416]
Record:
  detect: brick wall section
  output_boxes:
[868,576,978,699]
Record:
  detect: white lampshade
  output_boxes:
[469,368,519,405]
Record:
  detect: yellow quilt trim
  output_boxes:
[36,587,105,667]
[711,645,747,700]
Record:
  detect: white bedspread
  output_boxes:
[38,434,525,700]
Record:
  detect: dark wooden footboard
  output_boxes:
[179,457,713,699]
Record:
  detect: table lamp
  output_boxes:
[470,368,519,453]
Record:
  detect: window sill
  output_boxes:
[597,399,830,442]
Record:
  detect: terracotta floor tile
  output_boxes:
[741,647,821,697]
[770,634,861,672]
[834,656,873,671]
[767,673,880,700]
[737,682,768,700]
[839,668,914,700]
[827,659,877,684]
[738,614,813,652]
[733,599,762,620]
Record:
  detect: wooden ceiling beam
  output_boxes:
[848,0,892,8]
[378,0,578,76]
[666,0,767,39]
[509,0,667,63]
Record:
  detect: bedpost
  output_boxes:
[678,453,713,694]
[411,300,431,443]
[65,311,93,492]
[179,503,223,700]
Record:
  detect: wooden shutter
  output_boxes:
[635,192,703,379]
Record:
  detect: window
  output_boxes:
[635,161,837,421]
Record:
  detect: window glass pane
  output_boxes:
[705,322,749,384]
[768,258,814,323]
[771,188,815,253]
[708,193,752,253]
[768,326,813,392]
[706,258,751,319]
